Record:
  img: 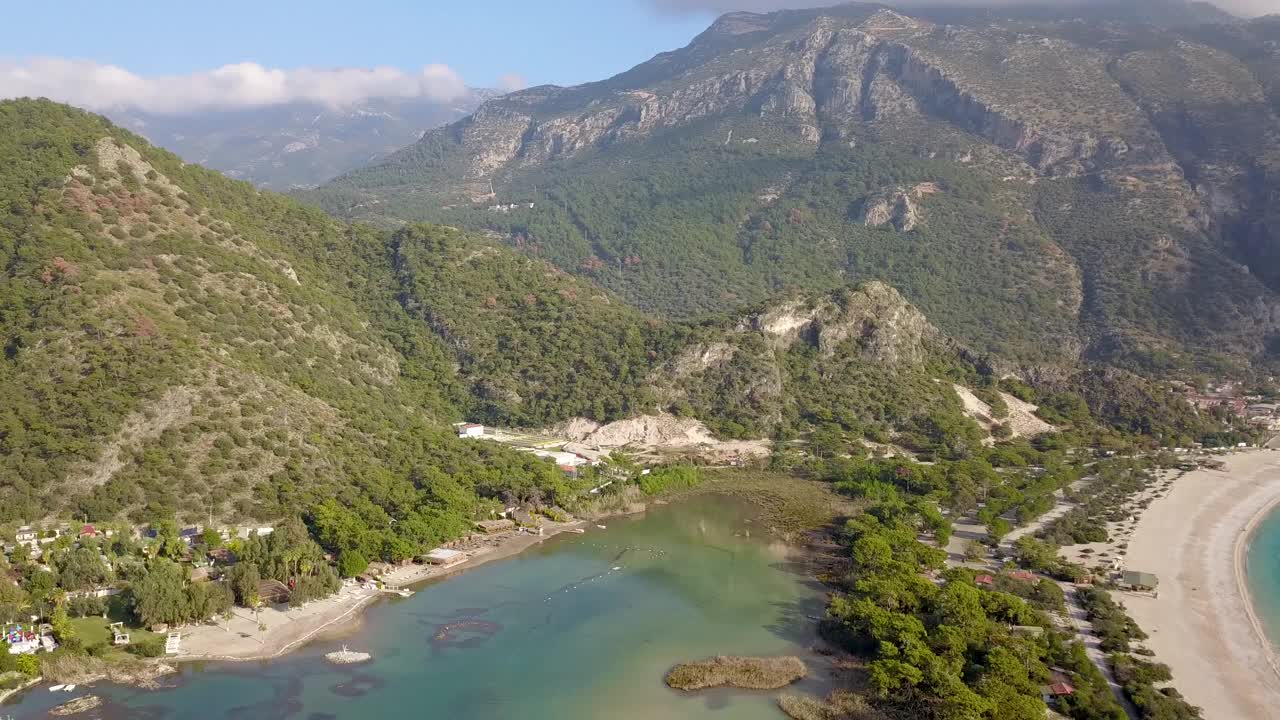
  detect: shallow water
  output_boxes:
[5,496,829,719]
[1246,503,1280,646]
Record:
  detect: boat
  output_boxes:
[566,528,585,534]
[596,524,607,530]
[48,684,65,692]
[64,684,76,692]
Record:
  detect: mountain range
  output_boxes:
[0,0,1263,529]
[307,2,1280,374]
[108,92,492,190]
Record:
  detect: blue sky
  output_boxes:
[1,0,716,89]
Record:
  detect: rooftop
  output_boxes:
[1122,570,1159,588]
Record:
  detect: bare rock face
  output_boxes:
[351,7,1171,198]
[860,190,919,231]
[751,281,938,365]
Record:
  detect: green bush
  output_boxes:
[638,465,701,496]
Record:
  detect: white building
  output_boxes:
[456,423,485,439]
[531,449,588,467]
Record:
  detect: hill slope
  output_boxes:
[0,99,568,532]
[309,4,1280,371]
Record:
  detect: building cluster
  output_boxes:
[3,522,275,655]
[487,200,536,213]
[1173,380,1280,430]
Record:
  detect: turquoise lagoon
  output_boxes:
[5,495,828,719]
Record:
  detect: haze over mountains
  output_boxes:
[108,92,492,190]
[309,1,1280,373]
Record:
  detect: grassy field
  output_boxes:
[69,616,161,651]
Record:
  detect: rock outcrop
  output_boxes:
[749,281,939,365]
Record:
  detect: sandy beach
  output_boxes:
[1124,449,1280,720]
[177,520,587,661]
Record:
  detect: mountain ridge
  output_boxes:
[307,4,1280,372]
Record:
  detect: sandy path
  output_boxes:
[1124,450,1280,720]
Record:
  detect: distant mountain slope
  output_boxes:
[308,4,1280,371]
[110,92,491,190]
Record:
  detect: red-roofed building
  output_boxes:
[79,524,98,538]
[975,575,995,586]
[1043,682,1076,697]
[1009,571,1038,582]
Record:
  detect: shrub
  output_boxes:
[126,637,166,657]
[638,465,701,496]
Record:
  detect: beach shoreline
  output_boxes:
[1123,449,1280,720]
[174,520,590,663]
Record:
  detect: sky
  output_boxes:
[0,0,715,113]
[0,0,1269,114]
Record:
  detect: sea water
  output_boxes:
[1246,504,1280,646]
[3,495,828,719]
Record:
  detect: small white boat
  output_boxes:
[63,684,76,692]
[596,524,607,530]
[566,528,585,534]
[48,684,65,692]
[612,566,622,571]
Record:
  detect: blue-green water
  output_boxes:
[1246,504,1280,646]
[4,496,828,719]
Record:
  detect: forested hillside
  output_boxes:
[308,3,1280,373]
[0,99,571,546]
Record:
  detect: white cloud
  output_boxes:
[0,58,471,114]
[648,0,1271,18]
[497,73,529,92]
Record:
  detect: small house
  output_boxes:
[1121,571,1158,592]
[423,548,466,567]
[179,527,201,545]
[975,575,995,587]
[1042,682,1076,704]
[79,524,98,539]
[1008,570,1038,582]
[14,527,36,544]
